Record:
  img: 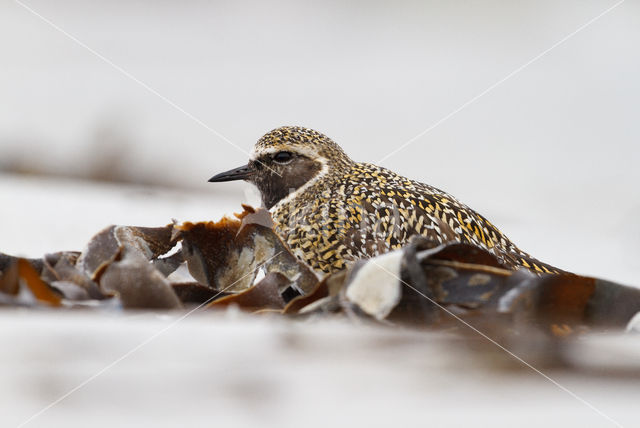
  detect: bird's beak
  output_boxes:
[208,165,252,183]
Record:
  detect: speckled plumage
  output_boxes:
[217,126,559,276]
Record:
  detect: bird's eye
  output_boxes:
[272,151,293,164]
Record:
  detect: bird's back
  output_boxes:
[272,161,560,275]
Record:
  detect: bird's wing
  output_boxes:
[339,165,555,271]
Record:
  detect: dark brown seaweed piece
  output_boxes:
[176,205,318,294]
[172,282,230,305]
[176,216,246,290]
[340,237,640,334]
[0,260,19,295]
[208,272,288,311]
[284,270,347,314]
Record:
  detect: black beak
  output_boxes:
[208,165,252,183]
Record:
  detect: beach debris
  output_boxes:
[337,237,640,335]
[0,205,638,337]
[175,205,318,295]
[209,272,288,312]
[0,258,62,306]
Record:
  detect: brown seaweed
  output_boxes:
[338,236,640,335]
[176,205,318,294]
[209,272,289,311]
[0,258,61,306]
[0,204,638,339]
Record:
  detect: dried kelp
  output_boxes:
[176,205,318,295]
[171,281,227,304]
[209,272,288,311]
[0,258,62,306]
[1,204,639,340]
[0,206,318,310]
[72,224,182,309]
[337,237,640,335]
[99,245,182,309]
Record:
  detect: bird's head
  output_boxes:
[209,126,352,209]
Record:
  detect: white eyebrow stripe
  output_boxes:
[250,146,320,161]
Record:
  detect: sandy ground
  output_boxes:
[1,310,638,428]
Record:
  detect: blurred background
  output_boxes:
[1,0,639,284]
[1,2,639,427]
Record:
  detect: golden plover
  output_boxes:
[209,126,559,275]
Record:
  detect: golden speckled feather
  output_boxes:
[210,126,561,276]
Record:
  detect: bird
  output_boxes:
[209,126,560,276]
